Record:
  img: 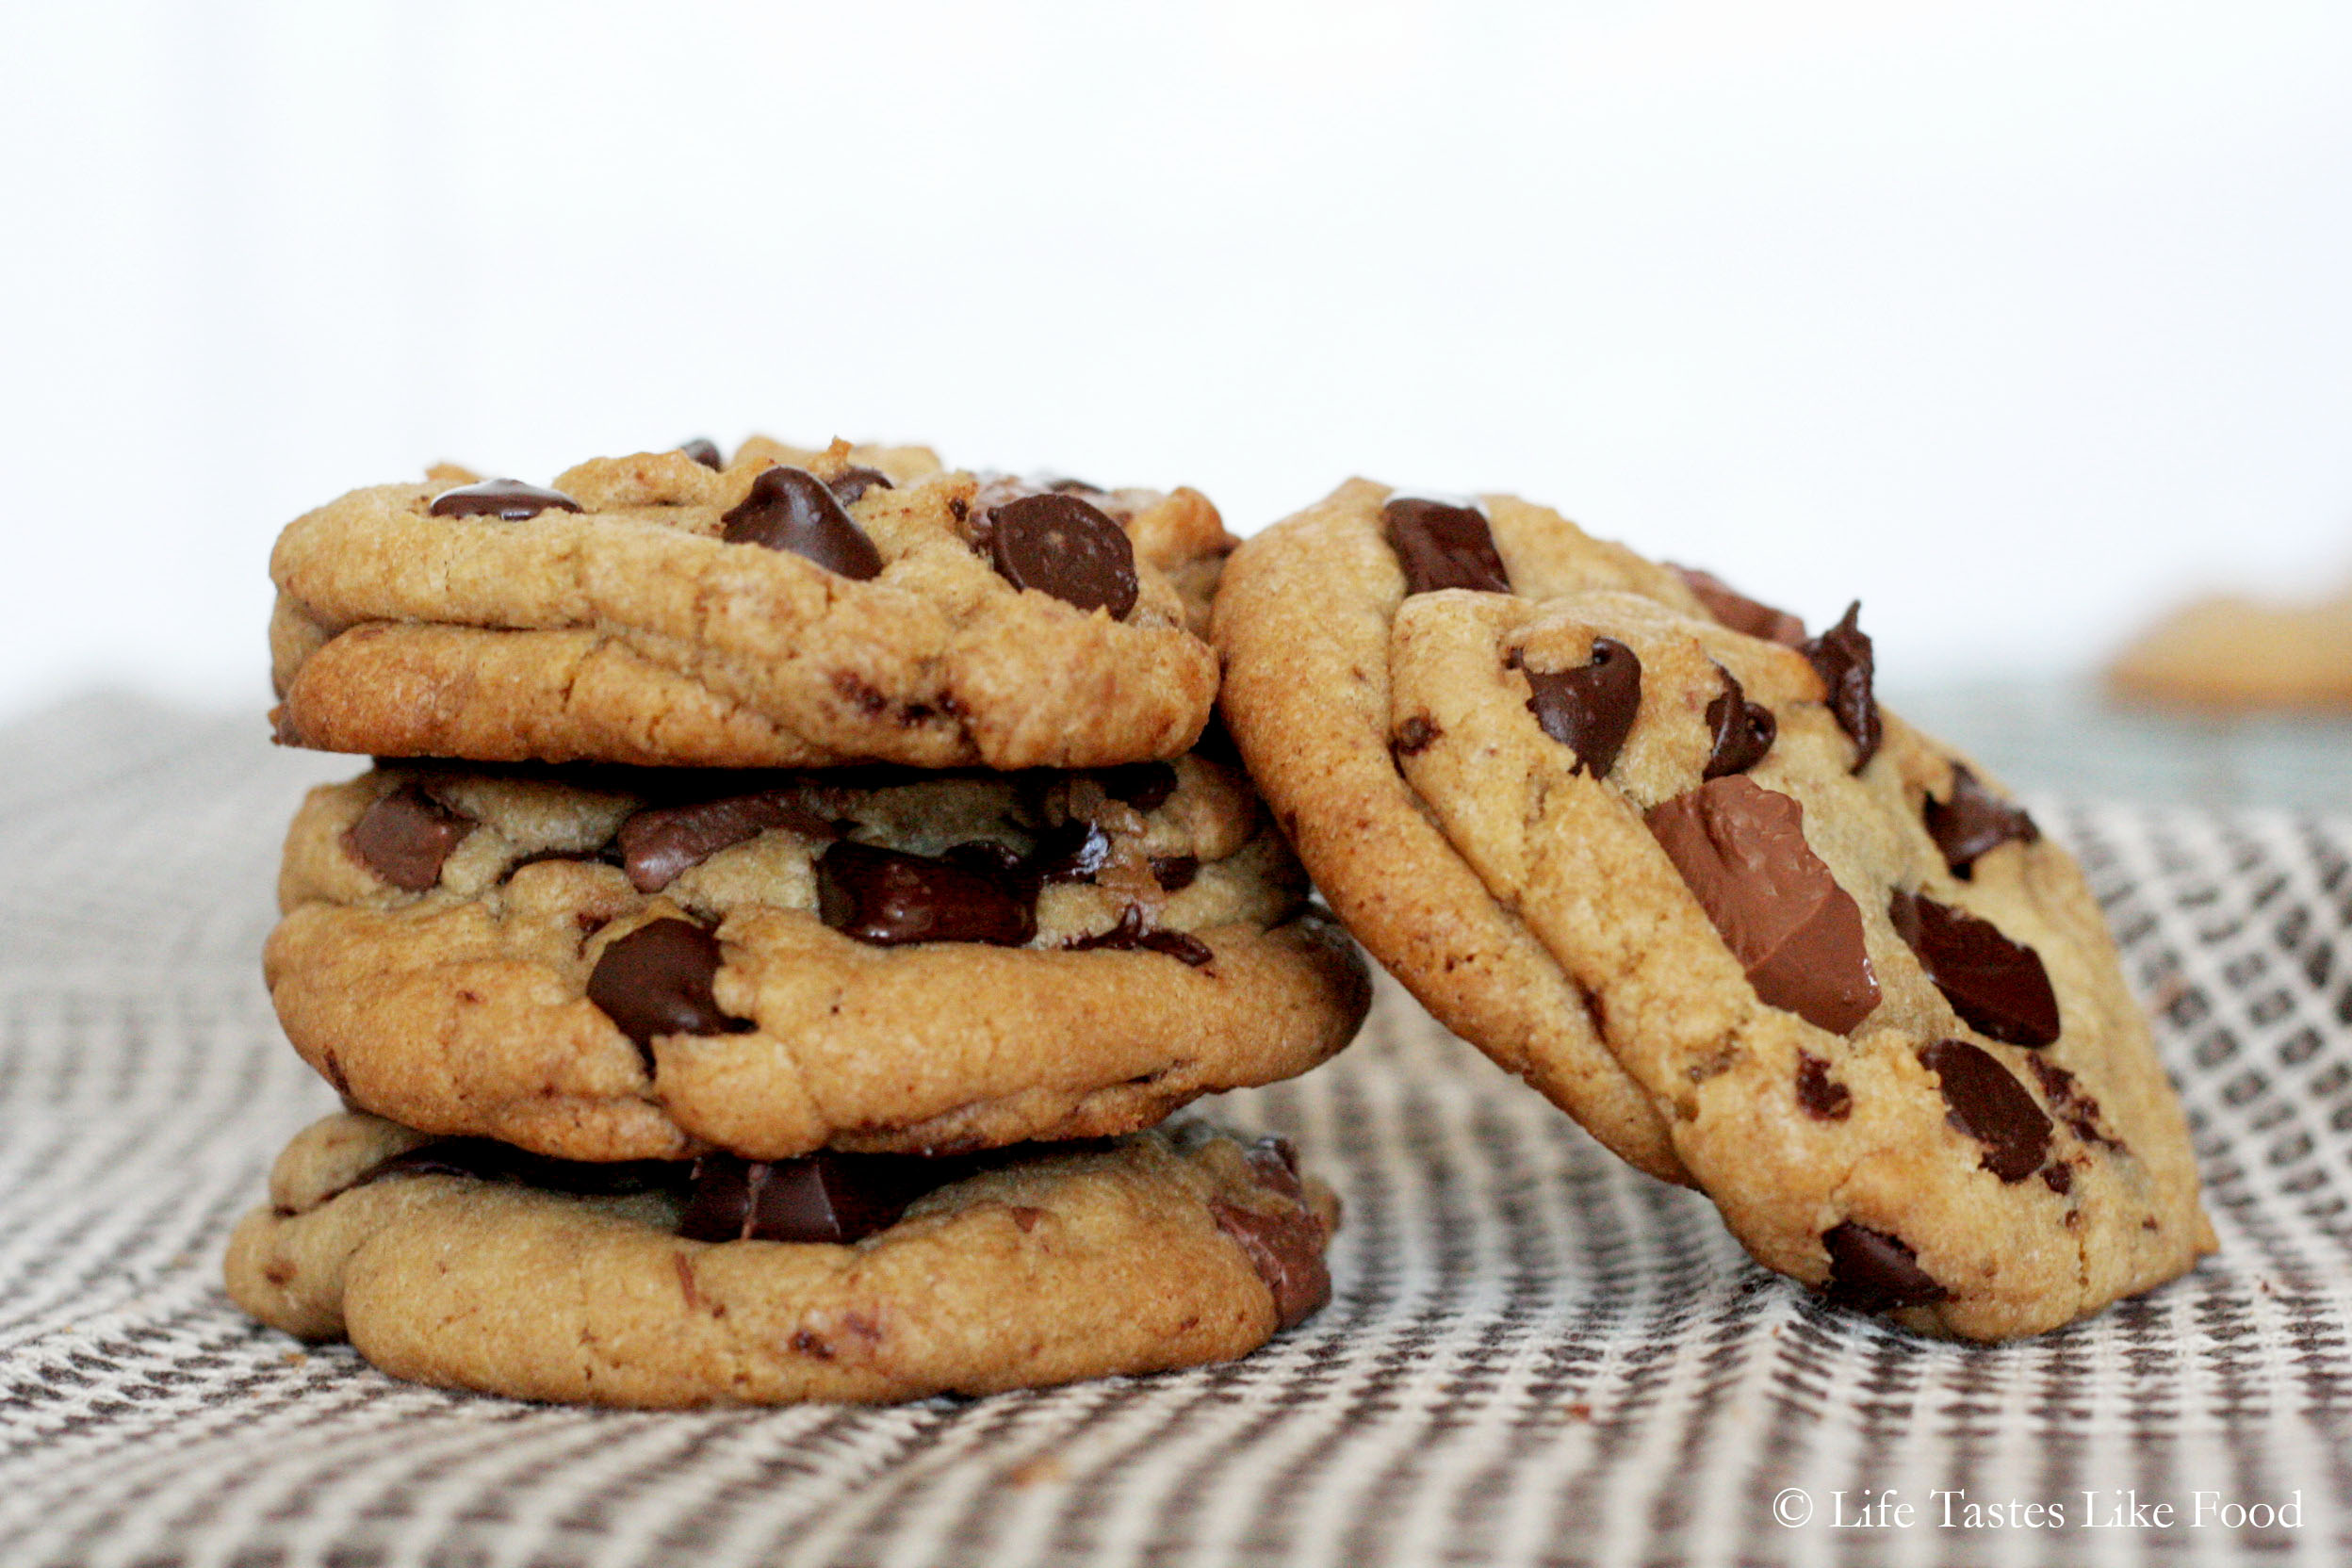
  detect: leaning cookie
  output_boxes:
[228,1112,1338,1407]
[270,437,1233,770]
[268,756,1369,1162]
[1218,481,2213,1339]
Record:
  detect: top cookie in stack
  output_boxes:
[229,438,1369,1406]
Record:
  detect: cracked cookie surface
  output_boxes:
[270,438,1232,770]
[269,757,1369,1162]
[227,1111,1338,1406]
[1216,480,2210,1338]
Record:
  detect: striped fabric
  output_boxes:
[0,696,2345,1567]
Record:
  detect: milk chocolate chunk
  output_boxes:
[1703,664,1776,779]
[617,789,841,892]
[343,784,473,891]
[1672,565,1806,646]
[1062,906,1214,968]
[1524,638,1642,779]
[427,479,584,520]
[816,841,1036,947]
[827,466,893,506]
[677,1151,963,1245]
[586,918,751,1047]
[1645,777,1881,1035]
[986,493,1138,618]
[1887,890,2061,1047]
[351,1138,684,1200]
[721,466,884,580]
[1924,765,2040,878]
[1383,496,1511,596]
[1821,1221,1947,1314]
[678,438,724,470]
[1794,1052,1852,1120]
[1919,1038,2051,1182]
[1803,602,1880,772]
[1210,1198,1331,1329]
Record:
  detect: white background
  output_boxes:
[5,0,2349,724]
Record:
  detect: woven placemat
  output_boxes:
[0,695,2344,1567]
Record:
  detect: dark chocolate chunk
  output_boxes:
[427,479,584,520]
[985,493,1138,618]
[1382,496,1510,596]
[1672,565,1806,646]
[1026,820,1113,885]
[1046,477,1104,495]
[1524,638,1642,779]
[343,783,473,891]
[1210,1198,1331,1329]
[1094,761,1179,813]
[1919,1038,2051,1182]
[1703,663,1776,779]
[1888,890,2061,1047]
[1924,765,2040,879]
[1794,1052,1853,1120]
[2028,1057,2122,1150]
[1646,777,1881,1035]
[1821,1221,1947,1314]
[1151,855,1200,891]
[816,841,1036,947]
[1062,905,1214,967]
[721,466,884,580]
[351,1138,686,1199]
[617,790,841,893]
[677,1151,968,1245]
[585,918,751,1048]
[2041,1162,2074,1195]
[827,466,893,506]
[679,438,725,470]
[1393,715,1440,756]
[1803,602,1881,773]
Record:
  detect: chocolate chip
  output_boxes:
[1646,777,1881,1035]
[427,480,584,520]
[2041,1162,2074,1195]
[816,841,1037,947]
[1803,602,1881,773]
[1795,1052,1852,1119]
[1062,905,1214,967]
[617,789,841,893]
[1821,1221,1947,1314]
[1095,762,1179,813]
[1703,664,1776,779]
[679,438,724,470]
[677,1151,968,1245]
[1524,638,1642,779]
[722,466,884,580]
[984,493,1139,618]
[1211,1198,1331,1329]
[1887,890,2061,1047]
[2028,1056,2122,1150]
[828,466,893,506]
[1672,565,1806,646]
[1918,1038,2051,1182]
[343,783,473,890]
[1382,496,1510,596]
[585,918,751,1048]
[1151,855,1200,891]
[1924,765,2040,879]
[1393,715,1440,756]
[351,1138,686,1200]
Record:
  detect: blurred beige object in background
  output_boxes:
[2108,588,2352,710]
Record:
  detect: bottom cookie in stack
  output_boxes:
[229,1112,1338,1407]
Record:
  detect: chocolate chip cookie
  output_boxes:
[1216,480,2212,1338]
[268,756,1369,1162]
[227,1111,1338,1406]
[270,438,1233,770]
[2107,587,2352,711]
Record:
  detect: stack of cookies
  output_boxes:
[227,438,1370,1406]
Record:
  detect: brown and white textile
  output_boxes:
[0,695,2346,1567]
